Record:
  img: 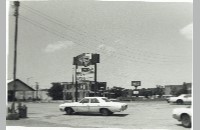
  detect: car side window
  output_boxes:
[184,95,191,98]
[102,98,111,102]
[91,98,99,103]
[80,98,89,103]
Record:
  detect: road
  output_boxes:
[6,101,191,130]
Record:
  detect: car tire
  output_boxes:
[181,114,191,128]
[176,99,183,105]
[100,108,111,116]
[65,108,73,115]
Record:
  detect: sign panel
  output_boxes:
[76,53,92,67]
[133,91,139,94]
[73,53,100,66]
[131,81,141,86]
[76,66,94,83]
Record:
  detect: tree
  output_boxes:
[48,83,64,100]
[153,86,164,97]
[170,87,177,96]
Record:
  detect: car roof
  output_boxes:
[180,94,191,96]
[84,97,106,99]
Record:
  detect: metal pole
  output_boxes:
[94,63,97,96]
[35,82,39,100]
[12,1,20,112]
[75,65,78,102]
[72,67,74,102]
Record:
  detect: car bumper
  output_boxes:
[173,114,181,121]
[120,105,128,111]
[59,108,65,112]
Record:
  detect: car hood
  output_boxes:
[172,107,192,115]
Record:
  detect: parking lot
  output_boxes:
[6,101,191,129]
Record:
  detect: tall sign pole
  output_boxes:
[131,81,141,97]
[12,1,20,112]
[73,53,99,99]
[73,57,78,102]
[94,63,97,96]
[75,64,78,102]
[92,54,99,96]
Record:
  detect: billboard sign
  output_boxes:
[133,91,139,95]
[74,53,92,67]
[73,53,100,66]
[76,66,94,83]
[131,81,141,86]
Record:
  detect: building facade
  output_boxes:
[164,82,192,96]
[7,79,35,101]
[61,81,107,101]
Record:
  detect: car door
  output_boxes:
[77,98,90,112]
[89,98,101,113]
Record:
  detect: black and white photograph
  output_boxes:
[6,0,193,130]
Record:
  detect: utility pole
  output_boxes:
[12,0,20,112]
[7,1,20,120]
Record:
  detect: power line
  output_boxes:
[19,4,190,65]
[20,4,188,61]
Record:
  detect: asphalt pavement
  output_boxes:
[6,101,191,130]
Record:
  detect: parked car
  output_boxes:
[168,94,192,104]
[162,95,173,103]
[59,97,128,116]
[172,106,192,128]
[109,98,119,102]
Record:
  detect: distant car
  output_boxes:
[162,95,173,103]
[168,94,192,105]
[172,106,192,128]
[109,98,119,102]
[59,97,128,116]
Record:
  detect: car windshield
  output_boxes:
[102,98,111,102]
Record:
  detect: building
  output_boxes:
[164,82,192,95]
[7,79,35,101]
[58,81,107,101]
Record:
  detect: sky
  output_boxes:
[7,0,193,89]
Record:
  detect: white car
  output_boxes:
[59,97,128,116]
[168,94,191,105]
[172,106,192,128]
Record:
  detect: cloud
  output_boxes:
[44,41,75,53]
[97,44,116,55]
[180,23,193,41]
